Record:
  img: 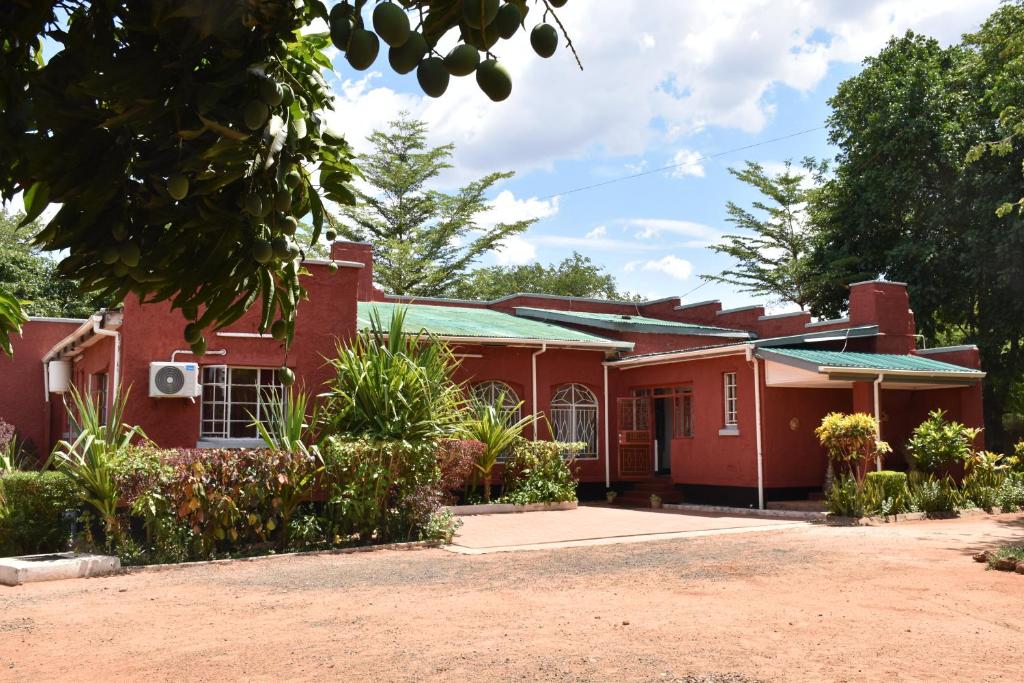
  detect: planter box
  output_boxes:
[0,552,120,586]
[446,501,577,516]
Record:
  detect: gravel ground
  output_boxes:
[2,513,1023,682]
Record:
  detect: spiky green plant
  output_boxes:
[46,385,145,539]
[462,400,537,502]
[322,306,465,442]
[252,387,323,547]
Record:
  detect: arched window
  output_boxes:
[550,383,599,459]
[470,381,522,419]
[471,381,522,462]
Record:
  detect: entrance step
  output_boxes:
[615,478,684,507]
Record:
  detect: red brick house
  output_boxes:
[0,241,985,507]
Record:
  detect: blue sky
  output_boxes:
[322,0,1001,311]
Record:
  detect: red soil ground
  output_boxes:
[2,513,1023,682]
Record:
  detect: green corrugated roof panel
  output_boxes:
[514,307,754,338]
[759,348,983,374]
[357,302,633,349]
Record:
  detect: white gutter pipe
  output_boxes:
[874,373,884,471]
[91,318,120,411]
[170,349,227,362]
[603,363,610,489]
[748,348,765,510]
[531,343,547,440]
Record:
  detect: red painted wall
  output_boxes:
[0,319,83,457]
[453,345,611,484]
[611,353,760,487]
[79,261,362,449]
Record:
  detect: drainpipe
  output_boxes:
[531,344,547,440]
[603,363,610,489]
[874,373,884,471]
[91,317,121,414]
[750,350,765,510]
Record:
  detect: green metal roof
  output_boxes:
[757,348,984,375]
[357,302,633,349]
[514,307,753,338]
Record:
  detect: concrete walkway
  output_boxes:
[446,503,808,554]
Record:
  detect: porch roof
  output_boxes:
[756,348,985,388]
[514,307,754,338]
[357,302,634,351]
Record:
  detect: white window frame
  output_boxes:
[470,380,523,462]
[550,383,599,460]
[722,372,738,430]
[199,366,282,447]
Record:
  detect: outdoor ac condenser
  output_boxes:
[148,362,201,398]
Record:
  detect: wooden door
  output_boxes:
[617,397,652,479]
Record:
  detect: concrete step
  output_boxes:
[616,489,684,507]
[767,500,827,512]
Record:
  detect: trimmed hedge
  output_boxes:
[0,471,78,555]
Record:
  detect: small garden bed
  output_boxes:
[826,506,1007,526]
[973,545,1024,575]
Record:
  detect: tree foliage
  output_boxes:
[808,9,1024,448]
[702,159,827,310]
[0,0,574,354]
[334,116,535,297]
[450,251,634,300]
[0,210,102,323]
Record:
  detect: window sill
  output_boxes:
[718,427,740,437]
[196,438,268,449]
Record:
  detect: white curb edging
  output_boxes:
[661,502,827,522]
[446,501,578,516]
[0,552,121,586]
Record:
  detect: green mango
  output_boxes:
[372,2,411,47]
[476,59,512,102]
[417,57,450,98]
[444,43,480,76]
[530,23,558,58]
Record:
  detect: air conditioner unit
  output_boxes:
[149,362,201,398]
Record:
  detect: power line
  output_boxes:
[537,125,826,201]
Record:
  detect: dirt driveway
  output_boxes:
[2,513,1023,682]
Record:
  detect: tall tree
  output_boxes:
[0,0,574,354]
[809,14,1024,449]
[702,159,827,310]
[0,210,102,321]
[450,252,635,301]
[335,116,536,297]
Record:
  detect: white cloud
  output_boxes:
[324,0,998,180]
[477,190,559,230]
[585,225,607,239]
[625,218,720,246]
[494,235,537,265]
[669,149,705,178]
[631,255,695,281]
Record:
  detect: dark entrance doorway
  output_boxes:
[653,397,672,474]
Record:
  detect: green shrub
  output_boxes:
[462,399,536,502]
[996,473,1024,511]
[322,436,441,544]
[498,438,581,505]
[0,471,78,555]
[322,306,464,442]
[908,472,964,514]
[906,409,980,473]
[864,470,910,514]
[824,474,868,517]
[419,509,462,544]
[46,386,146,542]
[815,412,890,478]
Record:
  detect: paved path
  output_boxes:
[448,503,808,553]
